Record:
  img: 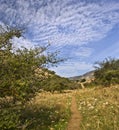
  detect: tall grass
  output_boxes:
[21,92,72,130]
[76,86,119,130]
[0,92,71,130]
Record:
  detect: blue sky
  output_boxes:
[0,0,119,77]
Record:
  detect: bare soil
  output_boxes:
[67,96,81,130]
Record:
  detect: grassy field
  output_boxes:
[0,91,72,130]
[76,86,119,130]
[22,92,72,130]
[0,86,119,130]
[30,86,119,130]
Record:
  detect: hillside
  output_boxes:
[69,70,94,81]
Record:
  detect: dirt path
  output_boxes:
[67,96,81,130]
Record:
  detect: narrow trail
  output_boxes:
[67,96,81,130]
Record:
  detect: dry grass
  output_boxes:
[23,91,72,130]
[76,86,119,130]
[1,87,118,130]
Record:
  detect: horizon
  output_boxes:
[0,0,119,77]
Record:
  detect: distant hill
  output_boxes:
[69,70,95,81]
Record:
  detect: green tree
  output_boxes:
[0,26,62,103]
[0,25,65,130]
[94,58,119,86]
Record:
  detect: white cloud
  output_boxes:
[11,37,34,50]
[73,47,93,57]
[30,1,119,47]
[0,0,119,77]
[50,61,94,77]
[1,0,119,47]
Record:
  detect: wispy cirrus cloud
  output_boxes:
[73,47,93,57]
[0,0,119,76]
[11,37,34,50]
[0,0,119,47]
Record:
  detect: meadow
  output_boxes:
[0,91,72,130]
[76,86,119,130]
[24,86,119,130]
[24,91,72,130]
[0,86,119,130]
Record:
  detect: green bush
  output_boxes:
[80,78,86,83]
[0,108,21,130]
[94,58,119,87]
[0,26,64,130]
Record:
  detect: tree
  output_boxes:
[0,26,62,103]
[0,25,66,130]
[94,58,119,87]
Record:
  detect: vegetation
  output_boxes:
[80,78,86,83]
[0,92,71,130]
[94,58,119,87]
[1,25,119,130]
[0,26,63,103]
[76,86,119,130]
[0,26,71,130]
[40,74,80,92]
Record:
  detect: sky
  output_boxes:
[0,0,119,77]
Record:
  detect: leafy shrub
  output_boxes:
[94,58,119,87]
[80,78,86,83]
[0,108,21,130]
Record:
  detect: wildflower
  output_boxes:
[86,123,90,127]
[111,106,114,109]
[55,110,59,114]
[105,102,109,105]
[78,106,81,110]
[87,103,92,107]
[51,120,55,123]
[89,106,94,110]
